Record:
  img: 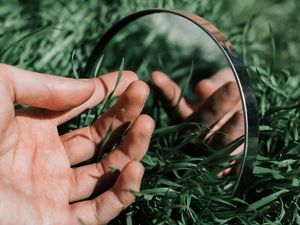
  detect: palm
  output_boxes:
[0,64,154,225]
[1,117,73,224]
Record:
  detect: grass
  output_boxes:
[1,0,300,224]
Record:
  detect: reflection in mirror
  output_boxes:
[89,12,245,222]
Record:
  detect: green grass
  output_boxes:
[1,0,300,224]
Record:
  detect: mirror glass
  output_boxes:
[88,12,245,214]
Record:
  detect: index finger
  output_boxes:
[52,71,138,125]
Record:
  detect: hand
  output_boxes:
[151,68,244,159]
[0,64,154,225]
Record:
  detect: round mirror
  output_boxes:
[84,9,258,200]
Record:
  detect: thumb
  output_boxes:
[0,64,95,111]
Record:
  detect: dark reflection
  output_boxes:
[89,13,245,223]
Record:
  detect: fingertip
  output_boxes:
[114,161,144,206]
[151,71,180,104]
[195,79,212,91]
[126,161,145,178]
[69,161,145,225]
[137,114,156,132]
[194,79,214,100]
[122,70,138,82]
[127,80,150,100]
[151,71,169,87]
[116,114,154,162]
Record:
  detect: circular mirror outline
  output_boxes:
[84,8,259,195]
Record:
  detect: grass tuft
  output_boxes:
[1,0,300,224]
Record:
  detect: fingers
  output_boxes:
[61,81,150,165]
[194,68,235,102]
[68,115,154,202]
[203,102,241,140]
[70,161,144,225]
[189,81,240,127]
[150,69,237,123]
[211,110,245,152]
[151,71,193,119]
[213,111,245,177]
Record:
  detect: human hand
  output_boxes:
[151,68,244,156]
[0,64,154,225]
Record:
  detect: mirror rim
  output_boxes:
[84,8,259,195]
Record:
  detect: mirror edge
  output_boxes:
[84,8,259,196]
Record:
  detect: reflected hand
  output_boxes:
[0,64,154,225]
[151,68,244,153]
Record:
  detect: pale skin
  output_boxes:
[0,64,155,225]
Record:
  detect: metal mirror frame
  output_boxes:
[84,8,259,195]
